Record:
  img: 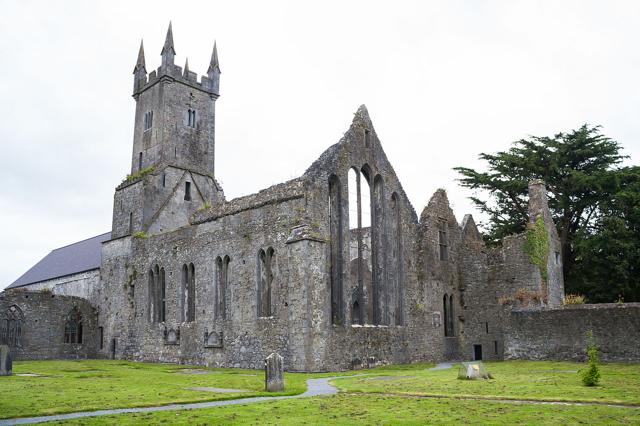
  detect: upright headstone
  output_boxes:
[264,352,284,391]
[0,345,12,376]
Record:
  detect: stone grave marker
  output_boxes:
[264,352,284,391]
[0,345,12,376]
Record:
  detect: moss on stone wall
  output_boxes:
[121,166,155,185]
[524,215,549,281]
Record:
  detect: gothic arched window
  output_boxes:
[64,307,83,344]
[2,305,24,347]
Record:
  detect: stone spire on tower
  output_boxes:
[133,39,147,95]
[207,41,221,94]
[160,21,176,68]
[133,39,146,74]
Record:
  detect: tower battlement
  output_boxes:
[133,22,220,98]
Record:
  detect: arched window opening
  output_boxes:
[159,267,166,322]
[448,294,455,337]
[443,294,450,337]
[188,263,195,322]
[148,268,155,323]
[222,256,230,319]
[391,192,403,325]
[258,248,275,317]
[347,166,374,325]
[64,307,83,344]
[181,263,196,322]
[329,174,344,325]
[1,305,24,347]
[348,169,359,230]
[214,256,224,318]
[371,174,385,325]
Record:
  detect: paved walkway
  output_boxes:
[0,377,345,425]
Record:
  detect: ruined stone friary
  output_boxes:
[2,24,638,370]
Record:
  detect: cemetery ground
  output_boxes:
[1,360,639,424]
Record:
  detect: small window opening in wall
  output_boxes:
[162,173,166,188]
[143,111,153,131]
[184,182,191,201]
[187,109,197,128]
[485,322,489,334]
[364,129,371,147]
[98,326,104,349]
[174,147,177,158]
[555,251,561,265]
[438,220,448,261]
[138,152,143,170]
[494,340,498,355]
[128,212,133,234]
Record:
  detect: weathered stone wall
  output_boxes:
[0,291,97,360]
[503,303,640,362]
[14,269,100,300]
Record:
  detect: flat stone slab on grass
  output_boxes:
[174,369,220,375]
[15,373,41,377]
[187,387,249,393]
[367,375,417,380]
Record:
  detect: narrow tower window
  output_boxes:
[138,152,143,170]
[187,109,197,128]
[184,182,191,201]
[143,111,153,131]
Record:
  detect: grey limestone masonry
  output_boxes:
[0,291,96,360]
[3,24,639,369]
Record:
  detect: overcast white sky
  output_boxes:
[1,0,638,290]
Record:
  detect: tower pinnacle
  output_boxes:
[183,58,190,76]
[208,41,221,74]
[133,39,146,74]
[160,21,176,67]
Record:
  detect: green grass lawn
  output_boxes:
[1,359,639,425]
[333,360,640,405]
[0,359,317,419]
[50,394,640,426]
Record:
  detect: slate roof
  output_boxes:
[7,232,111,289]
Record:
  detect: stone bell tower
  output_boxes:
[111,22,224,239]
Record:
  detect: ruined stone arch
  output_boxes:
[1,304,24,347]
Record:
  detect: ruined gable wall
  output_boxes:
[417,190,464,361]
[301,106,438,369]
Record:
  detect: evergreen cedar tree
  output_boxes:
[454,125,639,303]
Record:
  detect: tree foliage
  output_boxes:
[455,125,639,302]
